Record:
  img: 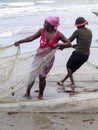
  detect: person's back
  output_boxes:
[57,17,92,91]
[69,26,92,55]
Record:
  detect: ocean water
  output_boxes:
[0,0,98,54]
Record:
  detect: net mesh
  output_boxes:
[0,45,56,99]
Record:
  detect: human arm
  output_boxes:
[68,30,78,49]
[14,28,42,46]
[69,30,78,42]
[52,32,72,50]
[72,44,77,48]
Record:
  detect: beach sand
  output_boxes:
[0,81,98,130]
[0,112,98,130]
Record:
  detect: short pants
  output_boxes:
[67,51,89,72]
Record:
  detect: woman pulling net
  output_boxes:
[14,16,72,100]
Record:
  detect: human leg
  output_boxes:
[67,68,75,91]
[38,76,46,100]
[57,51,76,87]
[57,52,74,86]
[23,80,35,99]
[57,73,69,85]
[37,56,55,99]
[23,53,39,98]
[57,51,88,90]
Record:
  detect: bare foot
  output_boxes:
[57,81,64,86]
[38,95,43,100]
[23,93,32,99]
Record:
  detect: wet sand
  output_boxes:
[0,112,98,130]
[0,80,98,130]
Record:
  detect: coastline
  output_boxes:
[0,1,98,130]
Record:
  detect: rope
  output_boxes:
[87,61,98,69]
[87,46,98,68]
[0,45,38,80]
[0,46,20,80]
[6,46,21,79]
[0,44,14,51]
[91,46,98,48]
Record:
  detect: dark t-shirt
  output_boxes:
[69,27,92,55]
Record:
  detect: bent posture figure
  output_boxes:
[57,17,92,91]
[14,16,72,99]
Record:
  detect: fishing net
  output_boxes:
[0,45,56,99]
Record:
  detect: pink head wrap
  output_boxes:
[45,16,60,29]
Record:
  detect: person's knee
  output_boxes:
[39,75,46,81]
[67,68,72,74]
